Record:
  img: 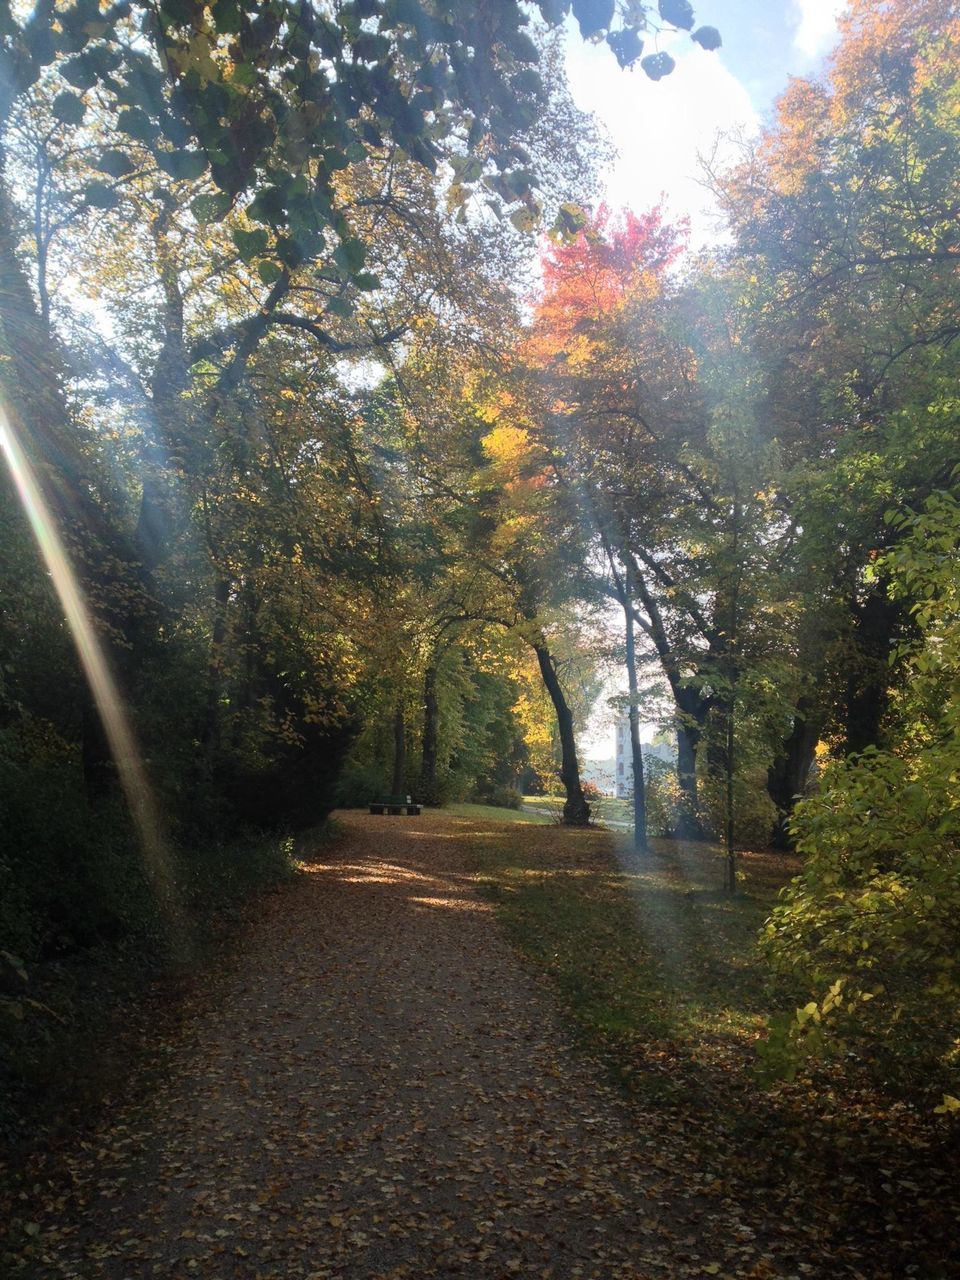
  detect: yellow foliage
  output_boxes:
[481,423,530,465]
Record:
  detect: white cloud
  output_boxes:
[791,0,846,60]
[563,32,759,247]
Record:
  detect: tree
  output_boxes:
[523,206,790,849]
[762,490,960,1095]
[709,0,960,830]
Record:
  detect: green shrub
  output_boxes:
[643,756,681,837]
[761,745,960,1092]
[698,767,777,848]
[760,494,960,1100]
[335,759,390,807]
[474,783,523,810]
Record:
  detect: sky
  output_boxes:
[562,0,848,246]
[567,0,848,758]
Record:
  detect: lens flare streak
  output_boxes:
[0,398,182,944]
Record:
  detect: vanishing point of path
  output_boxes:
[14,812,714,1280]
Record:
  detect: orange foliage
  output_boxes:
[753,0,960,196]
[525,205,685,367]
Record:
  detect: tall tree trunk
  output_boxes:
[391,703,406,797]
[845,587,901,755]
[419,663,439,805]
[723,500,742,897]
[767,699,821,848]
[623,582,648,853]
[532,641,590,826]
[674,706,705,839]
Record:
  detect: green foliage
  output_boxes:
[473,783,523,811]
[0,818,296,1141]
[642,756,682,838]
[762,491,960,1094]
[336,759,390,809]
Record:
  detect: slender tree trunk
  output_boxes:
[724,697,736,893]
[532,641,590,826]
[201,576,231,772]
[419,662,439,804]
[623,582,648,853]
[391,703,406,797]
[723,495,742,896]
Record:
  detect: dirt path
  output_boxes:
[11,812,716,1280]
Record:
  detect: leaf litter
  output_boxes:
[2,810,956,1279]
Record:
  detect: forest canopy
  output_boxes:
[2,0,959,1122]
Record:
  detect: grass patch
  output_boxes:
[464,818,960,1276]
[446,801,551,825]
[467,823,791,1105]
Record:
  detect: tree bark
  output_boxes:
[622,578,648,853]
[724,695,736,893]
[419,662,439,804]
[201,576,231,772]
[532,641,590,826]
[391,703,406,797]
[674,698,706,839]
[767,699,821,848]
[845,587,901,755]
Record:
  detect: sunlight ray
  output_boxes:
[0,396,184,949]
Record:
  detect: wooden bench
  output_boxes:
[369,796,421,816]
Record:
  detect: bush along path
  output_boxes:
[3,811,955,1278]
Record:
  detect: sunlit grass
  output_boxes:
[465,821,798,1105]
[446,801,551,825]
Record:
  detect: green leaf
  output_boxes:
[157,149,208,181]
[60,55,98,92]
[52,92,86,125]
[572,0,613,39]
[230,59,257,87]
[326,296,354,318]
[247,184,288,224]
[692,25,722,51]
[551,201,587,241]
[352,272,381,292]
[510,207,538,234]
[334,237,366,274]
[190,191,232,223]
[257,259,283,284]
[606,28,643,68]
[211,0,242,34]
[84,181,120,210]
[118,107,158,144]
[641,51,676,81]
[658,0,695,31]
[97,149,137,178]
[233,227,270,263]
